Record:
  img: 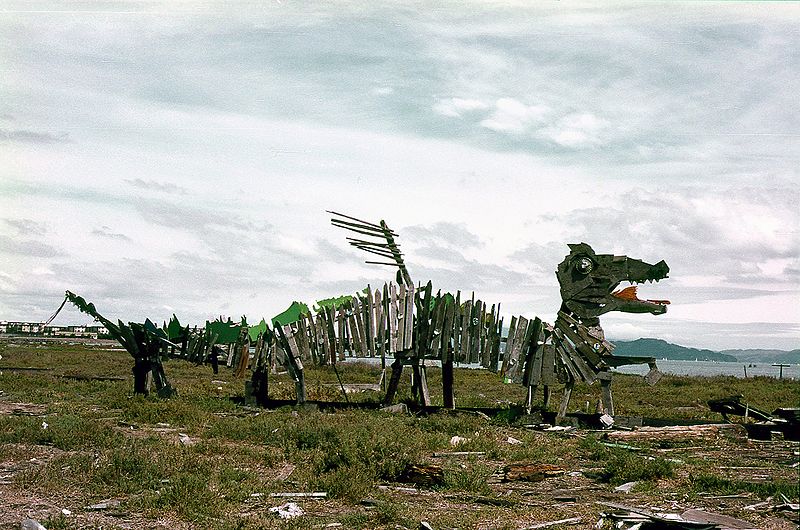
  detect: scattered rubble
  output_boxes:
[268,501,304,519]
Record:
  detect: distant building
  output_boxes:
[0,321,105,339]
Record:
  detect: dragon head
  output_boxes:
[556,243,670,321]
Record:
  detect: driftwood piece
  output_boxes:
[604,424,747,443]
[399,463,444,487]
[503,463,565,482]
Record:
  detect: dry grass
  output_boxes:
[0,338,797,529]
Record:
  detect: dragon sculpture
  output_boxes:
[46,213,670,421]
[534,242,671,417]
[327,213,671,419]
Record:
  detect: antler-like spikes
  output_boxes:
[329,211,413,287]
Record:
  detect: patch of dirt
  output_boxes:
[0,401,47,416]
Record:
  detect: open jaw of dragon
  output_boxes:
[557,242,670,323]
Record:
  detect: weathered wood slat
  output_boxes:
[554,341,579,381]
[555,319,602,367]
[389,282,398,353]
[429,294,446,360]
[440,296,456,364]
[502,315,518,374]
[521,318,542,386]
[505,316,528,382]
[336,307,346,361]
[365,285,375,357]
[396,283,406,352]
[375,287,385,363]
[553,328,596,384]
[459,300,472,364]
[403,283,415,351]
[469,299,480,364]
[541,343,556,385]
[347,301,363,357]
[353,296,368,357]
[414,282,432,359]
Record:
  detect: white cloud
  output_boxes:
[479,98,549,133]
[539,112,608,147]
[432,97,490,117]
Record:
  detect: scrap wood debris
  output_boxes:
[597,502,760,530]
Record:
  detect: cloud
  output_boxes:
[538,112,608,147]
[479,98,550,134]
[0,234,64,257]
[91,226,132,242]
[432,97,490,118]
[124,178,187,195]
[403,222,483,250]
[1,129,70,144]
[3,218,47,236]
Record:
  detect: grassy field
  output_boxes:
[0,338,798,529]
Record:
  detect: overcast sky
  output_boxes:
[2,1,798,350]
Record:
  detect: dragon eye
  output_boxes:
[576,257,594,273]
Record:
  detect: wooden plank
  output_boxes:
[323,309,332,362]
[297,316,311,362]
[541,342,556,385]
[469,295,483,364]
[375,287,385,363]
[439,296,456,363]
[336,307,346,361]
[459,300,472,364]
[505,316,528,382]
[389,282,399,353]
[414,282,432,359]
[491,314,503,373]
[479,303,491,368]
[502,315,518,375]
[347,300,363,357]
[412,363,431,406]
[352,296,368,357]
[313,314,326,365]
[486,304,497,371]
[554,318,602,368]
[396,283,407,351]
[404,283,415,351]
[306,313,319,365]
[522,318,543,386]
[441,295,457,409]
[383,358,403,405]
[511,317,537,384]
[553,328,596,384]
[553,338,580,382]
[429,294,446,360]
[365,285,375,357]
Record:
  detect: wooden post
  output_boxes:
[413,363,431,406]
[442,359,455,409]
[383,358,404,405]
[557,379,574,422]
[525,385,536,414]
[773,364,789,379]
[599,371,614,416]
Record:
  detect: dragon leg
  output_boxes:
[557,379,574,422]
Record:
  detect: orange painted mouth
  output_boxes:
[611,285,670,306]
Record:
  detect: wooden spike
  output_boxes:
[346,237,391,247]
[327,210,385,230]
[365,260,401,267]
[353,246,396,259]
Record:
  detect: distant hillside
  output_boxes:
[720,348,800,364]
[611,338,737,362]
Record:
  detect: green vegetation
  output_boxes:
[0,339,797,529]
